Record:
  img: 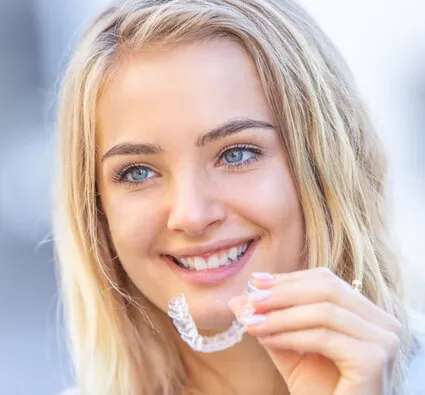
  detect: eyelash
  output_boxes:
[112,161,155,187]
[112,143,264,187]
[217,143,264,169]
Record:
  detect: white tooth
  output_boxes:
[241,243,248,253]
[179,258,189,268]
[194,257,207,271]
[186,257,194,269]
[228,247,238,261]
[207,256,220,269]
[219,253,228,266]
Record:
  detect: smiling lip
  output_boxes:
[165,237,255,260]
[164,238,259,285]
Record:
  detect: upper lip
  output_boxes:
[165,237,256,259]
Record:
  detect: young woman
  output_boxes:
[54,0,422,394]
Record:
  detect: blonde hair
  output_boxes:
[54,0,411,394]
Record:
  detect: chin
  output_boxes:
[188,299,237,332]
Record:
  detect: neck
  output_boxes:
[180,334,288,395]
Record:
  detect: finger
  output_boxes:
[239,302,400,353]
[254,267,355,285]
[252,267,337,289]
[258,328,389,380]
[228,295,249,316]
[250,268,401,334]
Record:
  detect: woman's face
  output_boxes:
[97,39,305,330]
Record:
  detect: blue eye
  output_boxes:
[220,146,261,167]
[223,149,244,163]
[128,167,151,181]
[116,164,156,184]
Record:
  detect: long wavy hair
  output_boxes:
[54,0,411,393]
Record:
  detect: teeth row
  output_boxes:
[177,243,249,271]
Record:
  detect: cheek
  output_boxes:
[103,192,164,260]
[225,164,305,269]
[225,164,302,229]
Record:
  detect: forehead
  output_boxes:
[96,38,273,151]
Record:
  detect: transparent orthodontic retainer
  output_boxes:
[167,279,258,353]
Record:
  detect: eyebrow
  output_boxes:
[196,118,274,147]
[102,142,162,162]
[101,118,274,162]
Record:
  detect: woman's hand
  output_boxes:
[228,268,402,395]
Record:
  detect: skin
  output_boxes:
[229,268,402,394]
[97,39,304,330]
[96,39,401,394]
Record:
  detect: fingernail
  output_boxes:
[248,289,272,302]
[240,303,256,317]
[238,314,267,326]
[252,272,275,281]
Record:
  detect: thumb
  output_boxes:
[228,295,304,383]
[228,295,248,316]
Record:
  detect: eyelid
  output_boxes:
[217,143,260,157]
[112,162,157,184]
[216,143,264,169]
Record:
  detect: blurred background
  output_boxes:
[0,1,424,394]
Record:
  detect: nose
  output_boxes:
[167,173,226,236]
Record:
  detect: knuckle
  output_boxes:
[321,280,335,301]
[372,346,390,370]
[282,271,297,282]
[384,331,401,357]
[317,267,334,278]
[353,345,392,379]
[383,312,403,335]
[359,347,387,378]
[321,302,337,323]
[317,328,333,346]
[356,346,388,378]
[391,318,403,336]
[315,269,340,299]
